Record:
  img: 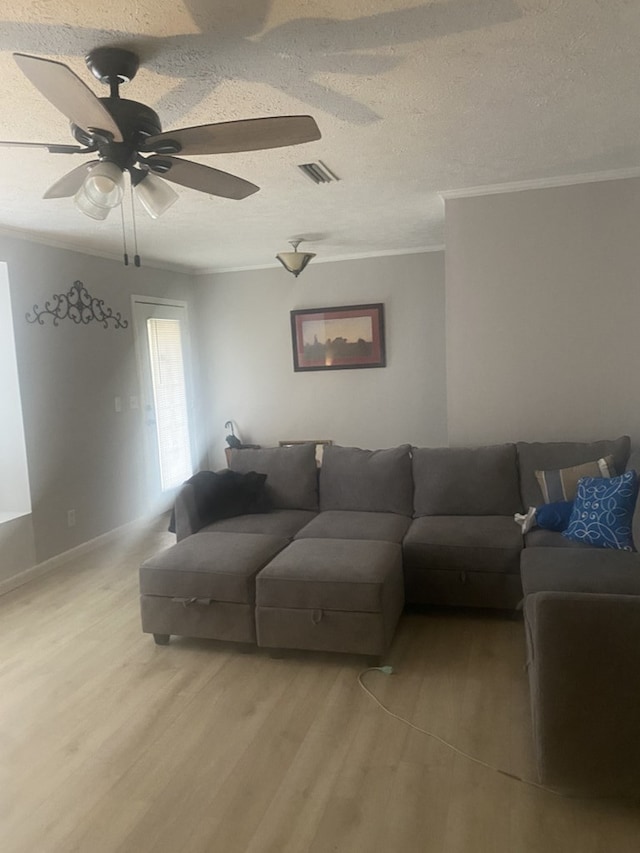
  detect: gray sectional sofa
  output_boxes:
[140,436,640,794]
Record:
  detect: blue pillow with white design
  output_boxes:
[563,470,638,551]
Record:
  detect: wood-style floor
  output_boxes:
[1,520,639,853]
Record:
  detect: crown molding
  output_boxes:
[439,167,640,200]
[0,224,445,276]
[193,245,445,276]
[0,224,198,275]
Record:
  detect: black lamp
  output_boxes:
[225,420,242,448]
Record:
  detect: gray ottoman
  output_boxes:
[139,532,288,645]
[255,538,404,657]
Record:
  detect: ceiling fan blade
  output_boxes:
[43,160,99,198]
[13,53,123,143]
[0,140,87,153]
[144,155,260,199]
[145,156,259,200]
[141,116,321,156]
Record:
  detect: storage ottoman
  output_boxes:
[255,538,404,657]
[139,532,289,644]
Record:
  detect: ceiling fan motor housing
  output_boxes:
[85,47,140,85]
[71,98,163,168]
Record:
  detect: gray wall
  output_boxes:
[0,515,36,584]
[196,252,447,468]
[10,176,637,578]
[445,179,640,446]
[3,236,197,571]
[0,261,31,516]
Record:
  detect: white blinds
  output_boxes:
[146,317,193,491]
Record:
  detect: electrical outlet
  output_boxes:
[67,509,76,527]
[114,396,122,412]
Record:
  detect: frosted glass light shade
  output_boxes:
[134,173,179,219]
[74,161,124,220]
[276,249,316,277]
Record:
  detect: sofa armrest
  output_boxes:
[626,448,640,548]
[174,482,200,541]
[525,590,640,795]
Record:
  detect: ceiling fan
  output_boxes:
[0,47,321,221]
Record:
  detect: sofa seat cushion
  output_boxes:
[412,444,521,516]
[201,509,317,538]
[294,510,411,543]
[402,516,522,574]
[524,528,593,549]
[139,532,289,603]
[319,444,413,515]
[256,538,403,613]
[521,546,640,597]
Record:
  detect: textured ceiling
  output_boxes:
[0,0,639,272]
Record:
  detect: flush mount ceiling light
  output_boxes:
[276,239,316,278]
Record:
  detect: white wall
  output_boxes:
[445,179,640,446]
[2,235,198,569]
[196,252,447,468]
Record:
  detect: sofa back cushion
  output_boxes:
[412,444,521,516]
[228,444,318,510]
[517,436,631,509]
[319,444,413,515]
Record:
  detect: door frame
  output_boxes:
[131,294,197,508]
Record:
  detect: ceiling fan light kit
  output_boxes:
[276,239,316,278]
[133,172,179,219]
[74,160,125,220]
[4,47,321,264]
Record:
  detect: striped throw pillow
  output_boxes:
[535,455,615,504]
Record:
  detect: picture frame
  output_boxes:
[290,303,386,372]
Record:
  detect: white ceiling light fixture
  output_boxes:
[133,172,179,219]
[74,160,125,220]
[276,239,316,278]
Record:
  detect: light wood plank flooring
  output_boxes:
[1,520,639,853]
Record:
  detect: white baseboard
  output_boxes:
[0,515,159,598]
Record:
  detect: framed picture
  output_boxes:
[290,303,386,372]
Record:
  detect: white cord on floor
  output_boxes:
[358,667,560,795]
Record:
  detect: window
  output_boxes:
[146,316,193,491]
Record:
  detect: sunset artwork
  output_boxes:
[290,304,385,371]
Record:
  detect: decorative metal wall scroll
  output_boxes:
[26,280,129,329]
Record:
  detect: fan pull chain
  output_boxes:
[120,199,129,266]
[129,182,141,267]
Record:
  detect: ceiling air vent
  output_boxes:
[298,161,340,184]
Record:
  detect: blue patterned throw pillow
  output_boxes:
[563,470,638,551]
